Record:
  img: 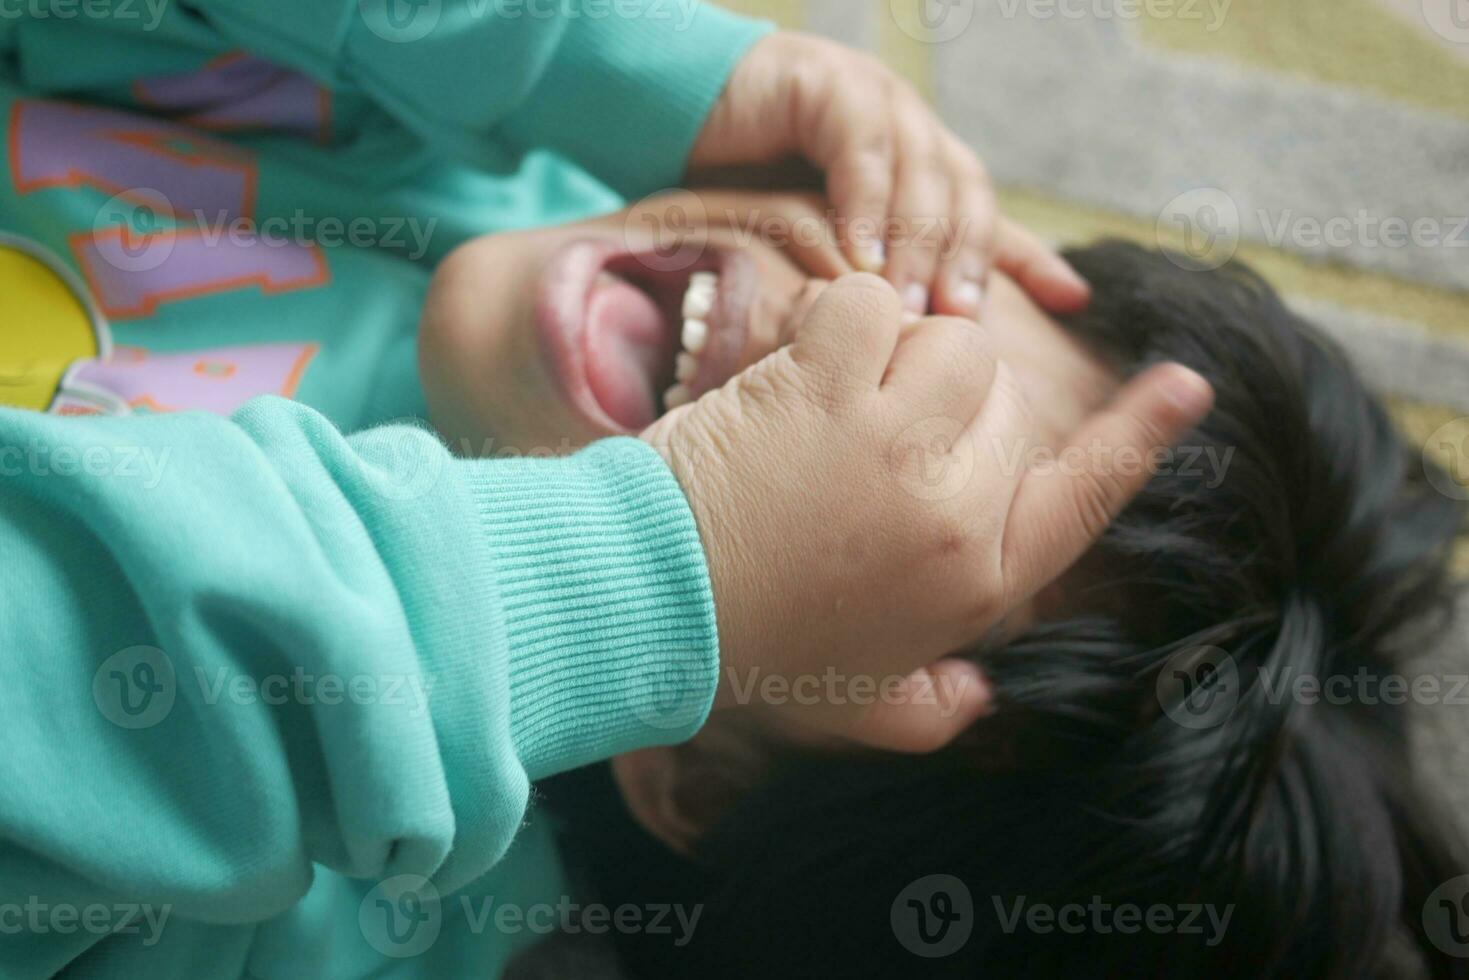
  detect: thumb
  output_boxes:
[999,363,1215,603]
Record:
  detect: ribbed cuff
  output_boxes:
[466,437,719,781]
[504,3,774,198]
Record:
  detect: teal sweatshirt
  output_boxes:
[0,3,769,976]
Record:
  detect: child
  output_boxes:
[0,7,1208,978]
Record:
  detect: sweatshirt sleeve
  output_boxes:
[0,397,718,928]
[178,0,773,198]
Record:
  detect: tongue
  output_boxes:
[584,277,675,430]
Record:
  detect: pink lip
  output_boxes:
[535,238,755,435]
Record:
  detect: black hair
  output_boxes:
[541,242,1469,979]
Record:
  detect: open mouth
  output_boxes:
[536,239,755,433]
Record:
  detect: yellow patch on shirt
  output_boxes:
[0,235,109,412]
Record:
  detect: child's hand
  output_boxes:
[642,274,1212,753]
[688,32,1091,319]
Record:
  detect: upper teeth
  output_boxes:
[667,272,718,409]
[681,319,708,355]
[682,271,717,320]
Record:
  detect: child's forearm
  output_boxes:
[170,0,770,197]
[0,399,716,953]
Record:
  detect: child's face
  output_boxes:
[419,191,1116,459]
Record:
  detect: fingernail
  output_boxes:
[1160,365,1214,416]
[857,239,887,273]
[902,283,928,315]
[953,277,983,313]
